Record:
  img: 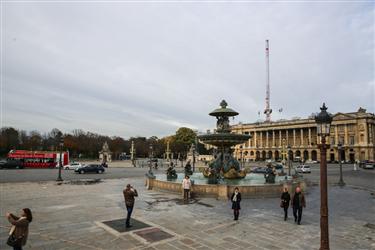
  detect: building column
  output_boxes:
[286,130,289,145]
[335,125,338,146]
[344,125,348,146]
[279,130,282,147]
[272,130,275,147]
[260,131,263,148]
[293,129,296,147]
[254,131,257,148]
[300,128,304,147]
[266,131,269,148]
[308,128,311,147]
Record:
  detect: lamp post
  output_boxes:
[56,137,64,182]
[287,145,292,176]
[337,143,345,186]
[148,143,154,176]
[192,143,196,173]
[315,103,332,250]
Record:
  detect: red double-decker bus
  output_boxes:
[7,150,69,168]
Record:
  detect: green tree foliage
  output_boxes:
[0,126,205,160]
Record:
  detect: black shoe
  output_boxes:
[126,225,133,228]
[284,217,287,221]
[297,222,301,225]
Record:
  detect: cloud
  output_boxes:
[2,2,374,137]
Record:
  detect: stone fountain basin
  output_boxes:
[145,173,306,199]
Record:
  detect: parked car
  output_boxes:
[75,164,105,174]
[251,167,268,174]
[359,161,374,170]
[0,160,23,169]
[64,162,82,170]
[296,165,311,173]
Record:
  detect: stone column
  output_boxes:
[344,125,348,146]
[260,131,263,148]
[300,129,304,146]
[266,131,269,148]
[254,131,257,148]
[286,130,289,145]
[279,130,282,147]
[335,125,338,145]
[293,129,296,147]
[308,128,311,147]
[272,130,275,147]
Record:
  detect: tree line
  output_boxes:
[0,127,209,160]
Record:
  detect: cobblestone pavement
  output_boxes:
[0,178,374,250]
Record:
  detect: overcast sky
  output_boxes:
[2,2,374,138]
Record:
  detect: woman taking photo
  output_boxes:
[6,208,32,250]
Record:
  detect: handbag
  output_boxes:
[280,200,284,208]
[7,233,23,247]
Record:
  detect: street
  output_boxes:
[0,162,374,191]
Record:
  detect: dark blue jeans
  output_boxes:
[13,246,22,250]
[126,205,134,226]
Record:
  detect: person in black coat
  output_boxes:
[231,187,241,220]
[280,187,291,221]
[291,186,306,225]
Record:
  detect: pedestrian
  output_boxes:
[182,175,192,201]
[6,208,32,250]
[231,187,242,220]
[280,187,291,221]
[123,184,138,228]
[291,186,306,225]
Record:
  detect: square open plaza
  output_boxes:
[1,2,375,250]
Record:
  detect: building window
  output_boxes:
[349,136,355,145]
[338,125,344,132]
[339,136,344,145]
[330,137,335,145]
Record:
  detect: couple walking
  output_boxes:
[280,186,306,225]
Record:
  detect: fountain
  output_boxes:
[198,100,250,182]
[145,100,306,199]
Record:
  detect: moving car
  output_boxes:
[64,162,82,170]
[0,160,23,169]
[359,161,374,170]
[296,165,311,173]
[75,164,105,174]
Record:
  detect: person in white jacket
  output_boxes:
[182,175,192,201]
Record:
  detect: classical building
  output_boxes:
[99,142,112,163]
[231,108,375,162]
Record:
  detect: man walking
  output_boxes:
[123,184,138,228]
[291,186,306,225]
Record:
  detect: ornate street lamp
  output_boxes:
[315,103,332,250]
[56,137,64,182]
[287,145,292,176]
[148,143,154,176]
[337,143,345,186]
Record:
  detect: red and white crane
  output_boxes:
[264,39,272,122]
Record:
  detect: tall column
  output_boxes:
[254,131,257,148]
[308,128,312,147]
[279,130,282,147]
[266,131,269,148]
[344,125,348,146]
[272,130,275,147]
[286,130,289,145]
[260,131,263,148]
[301,128,304,146]
[293,129,296,147]
[335,125,338,145]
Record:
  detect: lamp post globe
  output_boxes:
[315,103,332,250]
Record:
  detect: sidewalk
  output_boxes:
[0,177,374,249]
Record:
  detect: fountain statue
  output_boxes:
[166,162,177,180]
[198,100,251,182]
